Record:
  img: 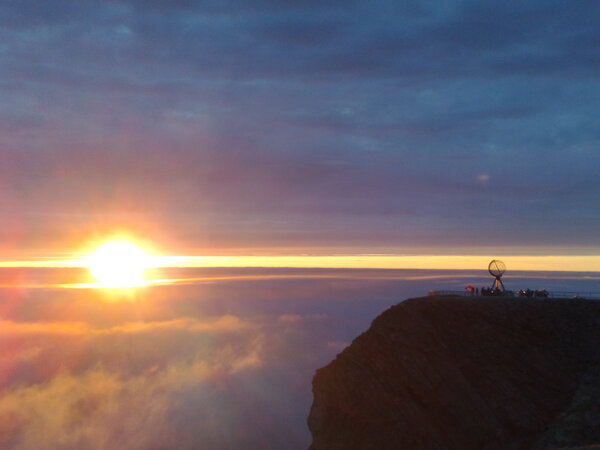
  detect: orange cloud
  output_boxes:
[0,315,246,337]
[0,335,267,449]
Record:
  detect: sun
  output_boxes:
[86,240,152,288]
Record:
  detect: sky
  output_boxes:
[2,3,600,447]
[2,0,600,261]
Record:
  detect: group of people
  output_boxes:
[464,285,550,298]
[480,287,506,296]
[517,289,549,298]
[465,285,503,296]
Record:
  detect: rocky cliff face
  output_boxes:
[308,296,600,450]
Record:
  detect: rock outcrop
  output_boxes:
[308,296,600,450]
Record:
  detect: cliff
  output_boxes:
[308,296,600,450]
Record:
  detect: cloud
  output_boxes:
[0,267,420,449]
[2,0,600,250]
[0,314,270,449]
[0,360,269,450]
[0,320,90,336]
[277,313,327,323]
[0,315,246,337]
[0,369,175,450]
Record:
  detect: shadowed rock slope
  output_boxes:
[308,296,600,450]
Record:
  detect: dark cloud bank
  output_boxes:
[1,0,600,251]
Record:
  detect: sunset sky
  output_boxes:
[2,3,600,450]
[2,0,600,268]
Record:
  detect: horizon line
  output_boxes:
[1,254,600,272]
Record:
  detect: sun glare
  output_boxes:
[86,240,152,288]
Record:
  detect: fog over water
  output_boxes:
[1,268,599,449]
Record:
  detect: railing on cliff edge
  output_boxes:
[427,290,600,300]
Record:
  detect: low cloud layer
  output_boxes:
[0,307,296,449]
[2,268,600,449]
[1,268,413,449]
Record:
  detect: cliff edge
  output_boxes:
[308,296,600,450]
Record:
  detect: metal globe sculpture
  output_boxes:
[488,259,506,292]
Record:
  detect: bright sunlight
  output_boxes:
[86,240,152,288]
